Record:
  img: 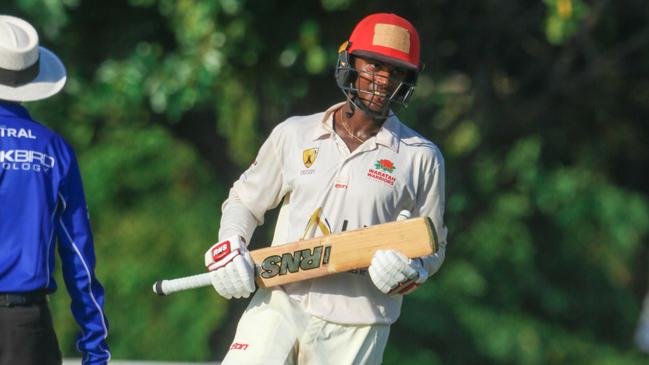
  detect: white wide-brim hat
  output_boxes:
[0,15,66,102]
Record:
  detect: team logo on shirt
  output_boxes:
[302,148,318,168]
[368,159,396,186]
[374,159,395,173]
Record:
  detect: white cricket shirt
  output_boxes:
[219,102,447,325]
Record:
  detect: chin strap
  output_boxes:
[343,90,392,121]
[345,97,356,119]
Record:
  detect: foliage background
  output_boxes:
[3,0,649,363]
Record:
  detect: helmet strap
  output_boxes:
[345,99,355,119]
[347,92,390,120]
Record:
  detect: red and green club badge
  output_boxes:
[374,159,395,173]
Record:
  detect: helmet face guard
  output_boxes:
[335,53,416,118]
[335,13,422,119]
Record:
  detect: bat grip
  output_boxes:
[152,272,212,296]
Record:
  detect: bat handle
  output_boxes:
[152,272,213,296]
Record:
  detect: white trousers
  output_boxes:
[221,288,390,365]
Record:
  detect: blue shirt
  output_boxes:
[0,102,110,364]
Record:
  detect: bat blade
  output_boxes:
[153,217,437,295]
[253,216,436,288]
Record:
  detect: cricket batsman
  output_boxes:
[204,13,448,364]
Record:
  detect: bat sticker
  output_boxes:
[258,245,331,279]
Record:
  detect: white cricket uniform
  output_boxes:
[219,102,447,363]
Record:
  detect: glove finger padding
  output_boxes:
[205,236,256,299]
[227,254,255,298]
[369,250,412,294]
[212,267,231,299]
[369,250,428,296]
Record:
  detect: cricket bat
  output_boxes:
[153,216,437,296]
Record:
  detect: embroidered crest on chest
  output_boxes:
[300,147,319,175]
[302,148,318,168]
[367,159,397,186]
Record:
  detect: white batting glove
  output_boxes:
[204,235,256,299]
[369,250,428,296]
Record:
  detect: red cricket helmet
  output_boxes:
[335,13,422,118]
[347,13,421,71]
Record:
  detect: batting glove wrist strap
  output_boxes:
[204,236,256,299]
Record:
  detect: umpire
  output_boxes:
[0,15,110,365]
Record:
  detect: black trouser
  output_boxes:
[0,293,61,365]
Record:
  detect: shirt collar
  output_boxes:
[311,102,344,141]
[375,113,401,152]
[0,102,31,119]
[312,102,401,152]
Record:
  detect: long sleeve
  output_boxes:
[218,126,290,244]
[56,151,110,365]
[414,147,448,277]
